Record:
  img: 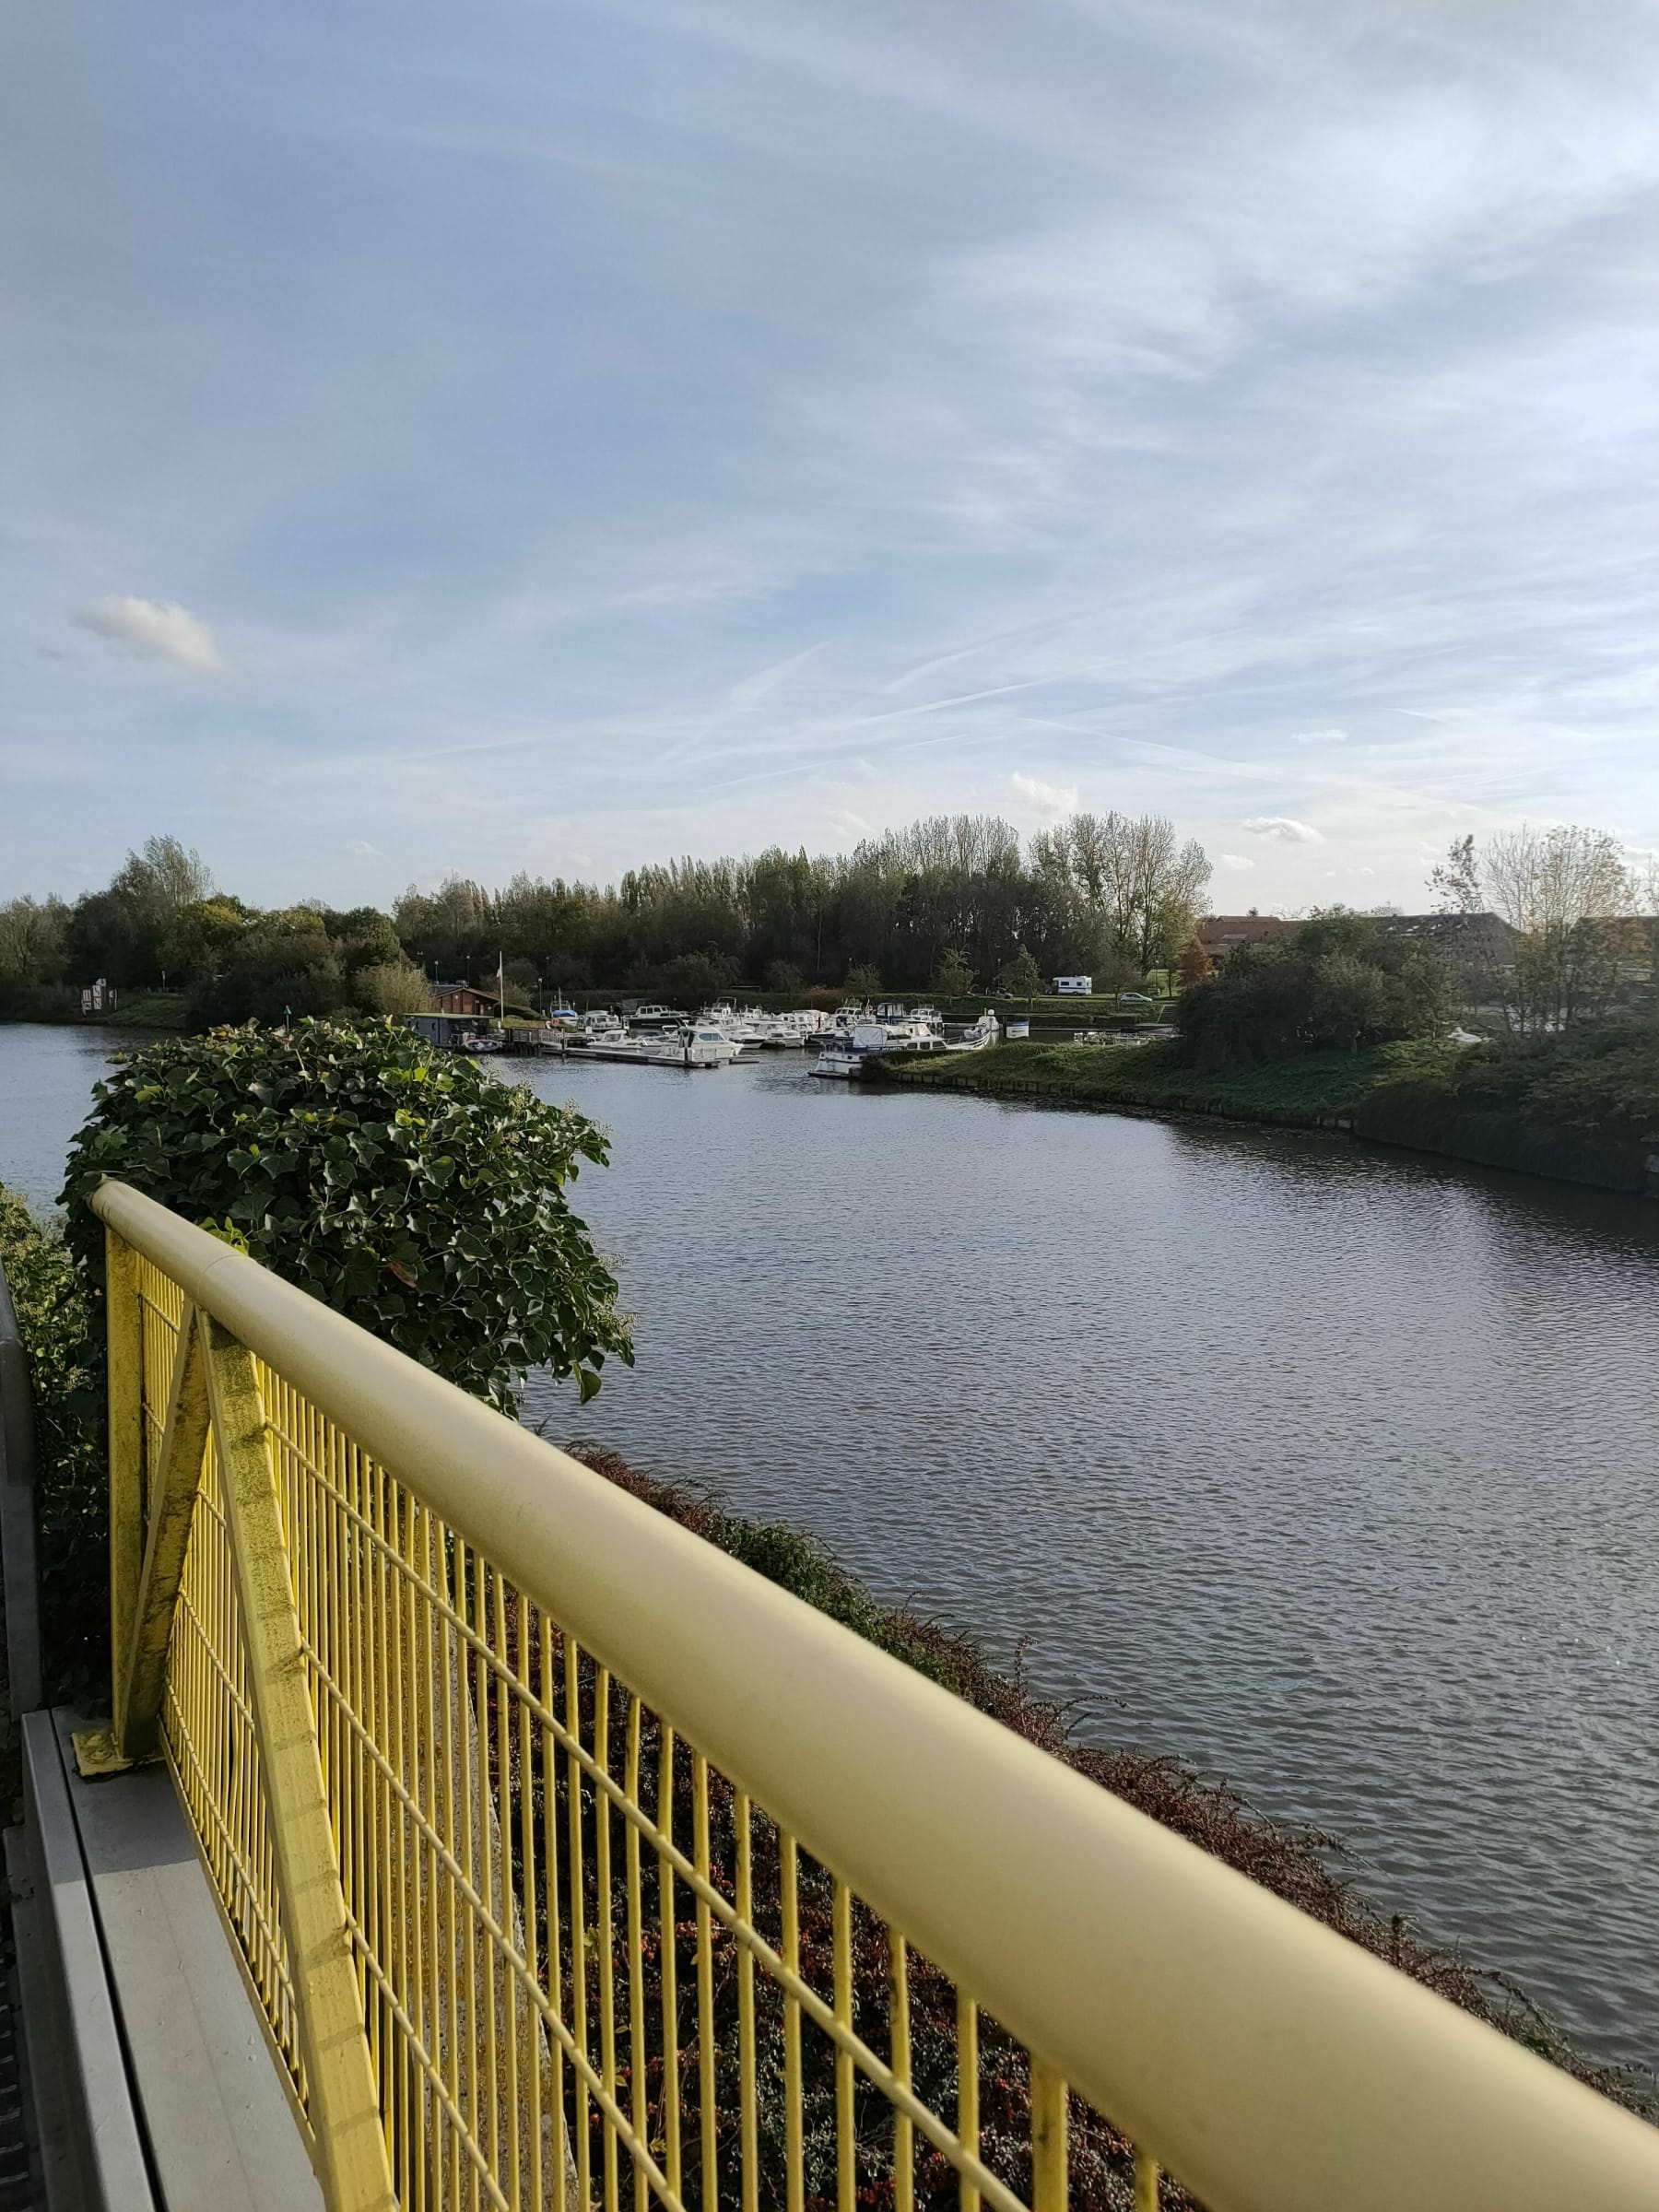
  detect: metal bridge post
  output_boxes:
[104,1227,145,1735]
[205,1321,395,2212]
[114,1304,208,1761]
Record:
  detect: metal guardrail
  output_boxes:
[90,1177,1659,2212]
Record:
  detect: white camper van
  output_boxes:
[1053,975,1093,994]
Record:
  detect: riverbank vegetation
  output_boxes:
[1176,910,1456,1066]
[0,1189,108,1697]
[2,812,1216,1017]
[1356,1022,1659,1191]
[878,1034,1453,1121]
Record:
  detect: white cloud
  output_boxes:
[1217,853,1257,870]
[346,840,382,856]
[1291,728,1347,745]
[1008,771,1078,818]
[1242,816,1324,842]
[75,595,225,674]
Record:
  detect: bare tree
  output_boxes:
[1036,812,1211,977]
[1428,825,1639,1032]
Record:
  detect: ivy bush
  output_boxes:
[63,1020,633,1412]
[0,1187,109,1696]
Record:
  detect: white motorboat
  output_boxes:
[947,1009,1001,1053]
[697,1006,766,1059]
[570,1025,648,1063]
[641,1025,730,1068]
[807,1018,943,1077]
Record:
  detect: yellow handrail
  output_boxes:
[91,1177,1659,2212]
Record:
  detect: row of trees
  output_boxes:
[1172,825,1656,1071]
[393,810,1214,1000]
[2,813,1216,1018]
[1429,824,1655,1035]
[5,817,1650,1031]
[0,837,433,1025]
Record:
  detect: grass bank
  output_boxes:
[874,1030,1658,1200]
[566,1442,1648,2119]
[873,1035,1457,1125]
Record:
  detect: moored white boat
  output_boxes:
[641,1025,731,1067]
[807,1017,945,1077]
[947,1009,1001,1053]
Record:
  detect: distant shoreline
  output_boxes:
[871,1039,1657,1200]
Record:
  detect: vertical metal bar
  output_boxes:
[734,1791,757,2212]
[625,1698,648,2212]
[540,1613,568,2203]
[833,1879,854,2212]
[452,1535,479,2212]
[1134,2147,1161,2210]
[956,1994,980,2212]
[474,1551,500,2195]
[116,1305,209,1759]
[491,1569,521,2212]
[105,1228,144,1731]
[516,1594,542,2212]
[204,1324,394,2212]
[566,1636,593,2212]
[595,1667,618,2212]
[780,1835,804,2212]
[692,1752,718,2212]
[1030,2058,1067,2212]
[657,1724,682,2202]
[422,1509,457,2205]
[889,1931,912,2212]
[380,1467,411,2206]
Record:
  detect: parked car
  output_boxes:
[1118,991,1158,1006]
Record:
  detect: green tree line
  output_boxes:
[0,813,1215,1019]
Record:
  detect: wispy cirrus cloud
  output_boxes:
[5,0,1656,906]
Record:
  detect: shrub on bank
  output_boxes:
[0,1188,108,1695]
[1356,1024,1659,1191]
[1178,912,1455,1070]
[62,1019,633,1414]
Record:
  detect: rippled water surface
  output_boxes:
[6,1026,1657,2063]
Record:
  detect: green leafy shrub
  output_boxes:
[1178,912,1455,1070]
[0,1188,108,1694]
[1357,1024,1659,1190]
[63,1019,633,1412]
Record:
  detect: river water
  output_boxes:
[4,1024,1657,2065]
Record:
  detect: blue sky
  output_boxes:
[4,0,1656,911]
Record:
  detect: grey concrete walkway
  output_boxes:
[9,1711,322,2212]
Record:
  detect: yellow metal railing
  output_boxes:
[90,1178,1659,2212]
